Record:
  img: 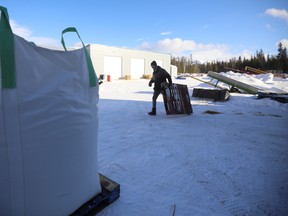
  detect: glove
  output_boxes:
[149,82,152,87]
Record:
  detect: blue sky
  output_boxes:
[1,0,288,62]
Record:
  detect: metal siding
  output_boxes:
[88,44,171,80]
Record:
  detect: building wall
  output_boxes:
[87,44,171,80]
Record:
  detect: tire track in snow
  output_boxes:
[144,116,283,215]
[148,140,251,215]
[187,156,279,216]
[190,157,250,216]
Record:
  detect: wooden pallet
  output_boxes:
[162,83,193,115]
[70,174,120,216]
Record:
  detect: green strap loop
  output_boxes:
[0,6,16,88]
[61,27,97,87]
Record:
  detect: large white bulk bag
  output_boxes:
[0,6,101,216]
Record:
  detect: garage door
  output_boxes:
[130,58,144,79]
[104,56,122,80]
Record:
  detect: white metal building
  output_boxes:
[87,44,172,80]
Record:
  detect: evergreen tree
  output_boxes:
[172,43,287,74]
[277,42,288,73]
[256,49,266,70]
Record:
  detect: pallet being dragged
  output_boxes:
[192,88,230,101]
[70,173,120,216]
[162,83,193,115]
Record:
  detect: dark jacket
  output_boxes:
[149,66,172,91]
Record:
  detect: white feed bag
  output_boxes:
[0,7,101,216]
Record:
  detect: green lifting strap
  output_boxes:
[0,6,16,88]
[61,27,97,87]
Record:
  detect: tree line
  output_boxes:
[171,42,288,74]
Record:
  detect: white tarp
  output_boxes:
[0,8,101,215]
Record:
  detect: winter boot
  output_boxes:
[148,108,156,115]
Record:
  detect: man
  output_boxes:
[148,61,172,115]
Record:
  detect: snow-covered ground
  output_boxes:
[96,73,288,216]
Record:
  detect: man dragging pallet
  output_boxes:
[148,61,172,115]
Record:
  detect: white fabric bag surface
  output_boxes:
[0,7,101,216]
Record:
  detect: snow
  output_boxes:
[219,72,288,93]
[96,72,288,216]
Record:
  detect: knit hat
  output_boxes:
[151,61,157,66]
